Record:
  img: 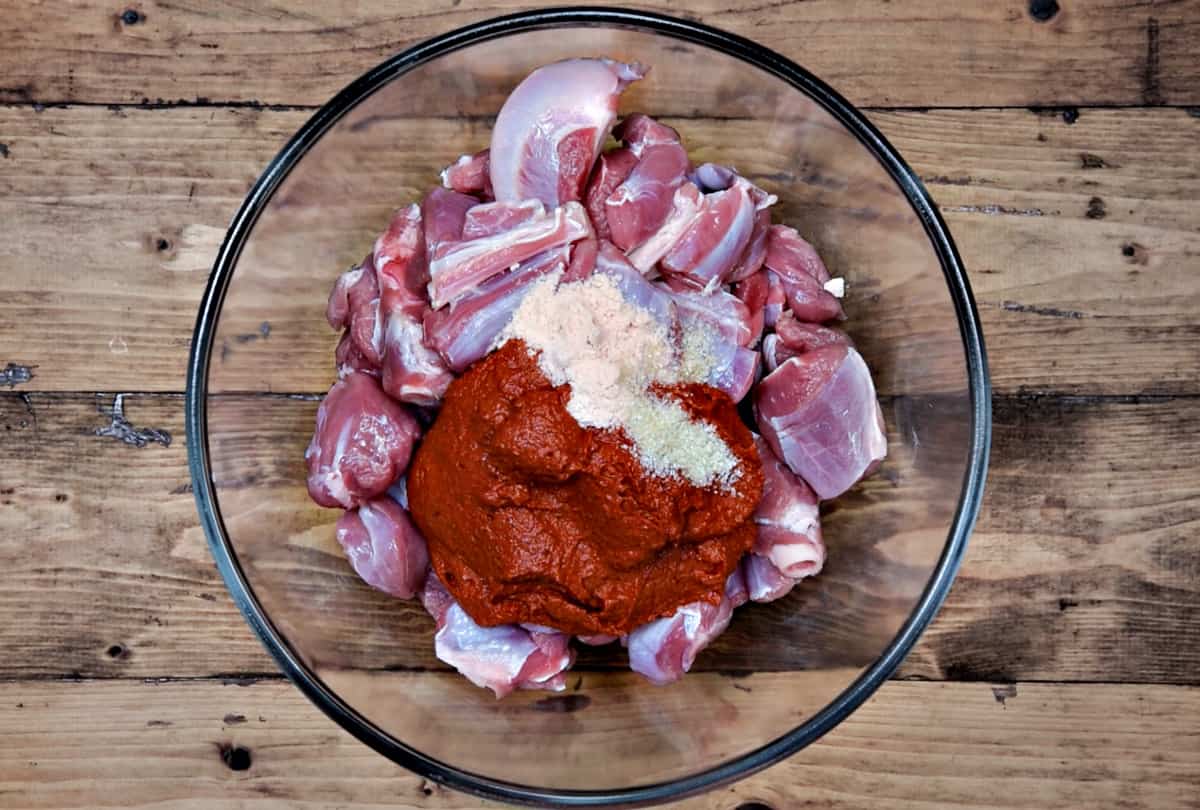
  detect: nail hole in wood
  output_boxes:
[218,743,252,771]
[106,644,129,659]
[1028,0,1059,21]
[121,9,144,25]
[155,238,170,252]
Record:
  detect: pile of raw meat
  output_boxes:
[305,58,887,696]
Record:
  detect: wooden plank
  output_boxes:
[1,1,1198,108]
[0,678,1196,809]
[1,391,1196,683]
[1,106,1197,396]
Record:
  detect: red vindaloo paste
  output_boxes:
[407,340,764,636]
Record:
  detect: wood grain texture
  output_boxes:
[1,106,1197,395]
[2,391,1196,684]
[1,678,1197,810]
[0,1,1198,108]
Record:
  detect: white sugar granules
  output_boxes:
[499,272,739,488]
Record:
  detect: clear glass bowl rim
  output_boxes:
[185,6,992,807]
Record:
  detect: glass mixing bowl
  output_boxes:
[186,8,990,807]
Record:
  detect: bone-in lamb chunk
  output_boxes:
[660,177,756,290]
[373,204,453,406]
[335,492,430,599]
[489,58,645,207]
[626,182,704,273]
[440,149,492,199]
[423,249,566,372]
[427,201,589,308]
[335,330,379,377]
[740,553,796,603]
[604,116,689,251]
[752,435,825,578]
[305,371,422,509]
[755,345,887,500]
[733,270,769,348]
[763,225,845,323]
[727,207,772,283]
[626,570,744,685]
[422,188,477,255]
[420,574,574,697]
[326,256,383,367]
[594,241,677,330]
[584,147,638,241]
[462,199,546,240]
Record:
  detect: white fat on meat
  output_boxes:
[489,58,645,207]
[335,492,429,599]
[305,372,421,509]
[755,345,888,500]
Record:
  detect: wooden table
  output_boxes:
[2,2,1198,808]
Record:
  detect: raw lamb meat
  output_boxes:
[441,149,492,198]
[626,570,745,685]
[605,117,689,251]
[763,225,844,323]
[335,492,429,599]
[741,553,796,603]
[372,205,454,406]
[424,249,566,372]
[305,371,421,509]
[422,188,477,254]
[489,58,645,207]
[427,201,589,308]
[660,178,756,291]
[584,147,638,241]
[752,435,824,578]
[326,257,383,367]
[755,345,887,500]
[626,182,704,273]
[462,199,546,240]
[421,574,574,697]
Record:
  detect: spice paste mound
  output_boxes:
[407,340,764,636]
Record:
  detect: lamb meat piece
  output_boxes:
[372,204,454,406]
[380,315,454,407]
[755,345,887,500]
[765,224,831,283]
[562,233,599,283]
[763,269,786,328]
[489,58,645,207]
[733,270,769,348]
[727,207,772,283]
[420,574,574,698]
[613,113,681,157]
[626,570,744,685]
[335,492,429,599]
[625,182,704,273]
[605,136,690,251]
[427,201,589,308]
[326,256,383,367]
[441,149,492,199]
[752,435,825,578]
[576,634,619,646]
[740,553,795,603]
[422,188,477,256]
[461,199,546,240]
[423,249,566,372]
[594,240,677,330]
[334,330,379,377]
[584,147,638,241]
[660,178,756,291]
[763,225,845,323]
[305,371,421,509]
[762,318,853,373]
[670,285,754,348]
